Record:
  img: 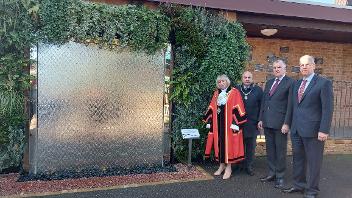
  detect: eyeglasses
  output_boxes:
[299,63,312,67]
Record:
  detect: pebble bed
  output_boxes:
[0,164,207,197]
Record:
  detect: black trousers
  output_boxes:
[264,127,287,179]
[242,136,256,169]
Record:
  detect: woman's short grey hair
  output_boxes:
[216,74,231,88]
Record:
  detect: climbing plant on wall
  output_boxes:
[0,0,37,172]
[0,0,170,172]
[164,5,249,162]
[37,0,170,54]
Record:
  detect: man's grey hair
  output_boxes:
[273,59,287,69]
[216,74,231,88]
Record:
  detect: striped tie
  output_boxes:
[298,80,307,103]
[269,79,280,96]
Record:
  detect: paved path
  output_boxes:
[38,154,352,198]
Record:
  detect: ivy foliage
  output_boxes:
[165,6,249,162]
[0,0,170,172]
[38,0,170,54]
[0,92,25,172]
[0,0,38,56]
[0,0,37,172]
[0,0,36,92]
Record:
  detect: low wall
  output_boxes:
[256,138,352,156]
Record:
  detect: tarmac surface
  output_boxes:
[36,154,352,198]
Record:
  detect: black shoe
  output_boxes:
[246,168,254,176]
[274,178,284,189]
[303,193,317,198]
[260,175,275,182]
[282,187,304,194]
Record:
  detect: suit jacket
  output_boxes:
[237,84,263,138]
[289,74,333,137]
[259,75,295,130]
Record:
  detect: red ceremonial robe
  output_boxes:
[204,87,247,164]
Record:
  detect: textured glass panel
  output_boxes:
[34,42,164,173]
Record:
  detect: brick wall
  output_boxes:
[256,138,352,156]
[342,44,352,80]
[245,37,352,133]
[245,37,352,83]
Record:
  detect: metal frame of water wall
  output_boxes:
[28,42,171,174]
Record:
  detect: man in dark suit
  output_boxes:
[237,71,263,176]
[283,55,333,198]
[258,59,294,189]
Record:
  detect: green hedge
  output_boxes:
[0,0,171,172]
[38,0,170,54]
[0,0,36,172]
[167,6,249,161]
[0,92,25,172]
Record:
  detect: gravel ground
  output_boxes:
[0,164,210,197]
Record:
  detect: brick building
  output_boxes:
[92,0,352,139]
[149,0,352,139]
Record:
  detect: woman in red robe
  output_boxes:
[204,74,247,179]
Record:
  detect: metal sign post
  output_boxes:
[181,129,200,167]
[188,138,193,166]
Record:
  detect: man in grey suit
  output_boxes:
[258,59,294,189]
[283,55,333,198]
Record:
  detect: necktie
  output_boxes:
[269,79,280,96]
[298,80,307,103]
